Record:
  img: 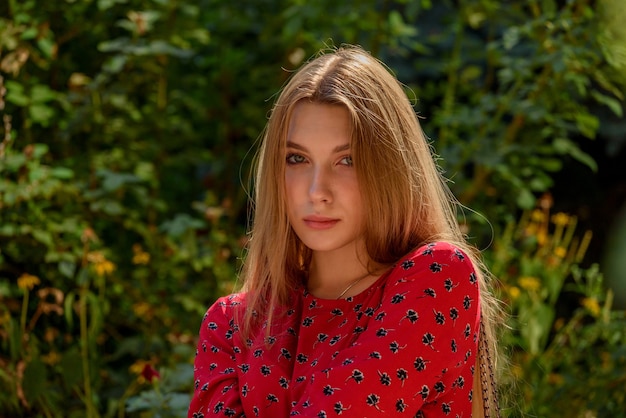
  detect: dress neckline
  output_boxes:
[300,264,396,304]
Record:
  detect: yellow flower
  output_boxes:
[88,251,116,276]
[524,224,537,237]
[132,244,150,265]
[518,276,541,292]
[94,260,115,277]
[508,286,521,300]
[582,297,601,317]
[530,209,545,223]
[129,359,160,384]
[17,273,40,291]
[554,246,567,258]
[87,251,105,263]
[551,212,570,227]
[41,351,61,365]
[536,230,547,246]
[129,359,148,375]
[132,302,152,317]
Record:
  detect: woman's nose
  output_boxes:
[308,166,332,203]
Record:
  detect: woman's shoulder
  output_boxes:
[402,241,473,264]
[379,240,480,307]
[202,292,249,323]
[203,290,299,324]
[387,241,477,282]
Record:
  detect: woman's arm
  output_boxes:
[188,297,244,418]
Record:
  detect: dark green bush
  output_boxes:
[1,0,625,417]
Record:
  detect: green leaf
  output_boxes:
[529,175,552,191]
[87,291,104,340]
[516,188,536,209]
[28,166,46,182]
[460,66,482,83]
[37,37,55,59]
[32,229,54,247]
[0,280,11,297]
[21,27,38,40]
[521,303,554,355]
[101,200,124,215]
[591,90,623,117]
[147,40,194,58]
[76,267,90,286]
[98,38,129,53]
[503,26,520,50]
[134,161,155,182]
[59,348,83,388]
[163,392,192,413]
[160,214,205,238]
[29,103,55,126]
[97,169,141,192]
[8,317,21,360]
[2,153,27,172]
[0,224,17,236]
[162,363,194,391]
[59,261,77,278]
[553,138,598,171]
[64,291,76,329]
[97,0,128,10]
[23,359,47,403]
[574,112,599,139]
[50,167,74,179]
[541,158,562,172]
[175,294,207,314]
[126,391,160,412]
[31,84,57,103]
[5,80,29,106]
[32,143,49,159]
[103,54,128,73]
[388,10,417,37]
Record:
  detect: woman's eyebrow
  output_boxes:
[332,143,351,153]
[285,141,307,151]
[285,141,351,153]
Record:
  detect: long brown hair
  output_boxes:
[240,46,502,416]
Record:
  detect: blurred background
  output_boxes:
[1,0,625,417]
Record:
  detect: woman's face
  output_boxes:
[284,102,365,257]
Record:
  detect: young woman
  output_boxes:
[189,46,501,417]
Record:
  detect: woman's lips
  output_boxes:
[303,216,340,230]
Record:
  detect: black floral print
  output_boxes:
[189,242,480,417]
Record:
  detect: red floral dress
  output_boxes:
[189,242,480,417]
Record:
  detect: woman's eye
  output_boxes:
[286,153,306,164]
[339,156,353,166]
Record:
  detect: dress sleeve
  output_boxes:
[188,296,244,418]
[289,242,481,417]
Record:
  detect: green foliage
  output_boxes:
[1,1,241,416]
[488,202,626,417]
[391,1,623,222]
[125,363,194,418]
[0,0,625,417]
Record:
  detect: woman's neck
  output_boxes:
[306,246,387,299]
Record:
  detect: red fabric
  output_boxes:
[189,242,480,417]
